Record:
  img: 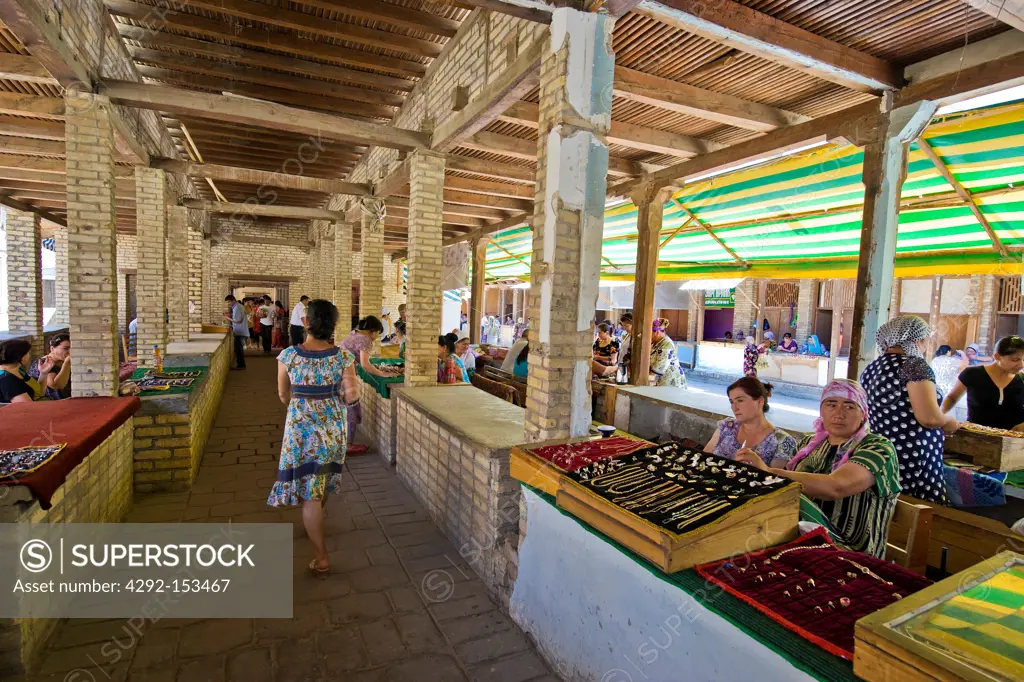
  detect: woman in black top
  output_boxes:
[0,339,48,403]
[942,335,1024,430]
[592,321,619,377]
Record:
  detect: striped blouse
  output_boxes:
[794,432,901,558]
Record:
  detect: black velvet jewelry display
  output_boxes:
[567,442,797,535]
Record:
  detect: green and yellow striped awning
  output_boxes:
[482,101,1024,282]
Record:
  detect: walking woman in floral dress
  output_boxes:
[268,299,360,577]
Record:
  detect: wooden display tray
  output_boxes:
[855,551,1024,682]
[944,428,1024,471]
[555,474,801,573]
[510,431,653,497]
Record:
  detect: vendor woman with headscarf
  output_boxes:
[859,315,957,505]
[650,318,686,388]
[737,380,900,558]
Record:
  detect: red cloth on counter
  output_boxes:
[0,397,141,508]
[696,528,932,660]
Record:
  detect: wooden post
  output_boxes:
[695,292,706,344]
[469,237,488,344]
[848,101,937,379]
[827,305,842,383]
[755,280,768,343]
[629,184,673,385]
[926,276,941,359]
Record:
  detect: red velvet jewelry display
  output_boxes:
[526,436,650,472]
[696,528,932,660]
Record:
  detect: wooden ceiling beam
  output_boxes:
[136,67,396,121]
[959,0,1024,32]
[500,100,724,157]
[129,49,406,108]
[151,158,371,195]
[0,92,64,119]
[440,188,532,212]
[181,198,343,221]
[638,0,903,93]
[167,133,364,162]
[0,53,57,85]
[461,130,644,176]
[168,146,357,173]
[164,118,367,152]
[0,138,65,157]
[104,0,426,78]
[613,66,810,132]
[0,194,67,226]
[299,0,460,37]
[0,116,65,141]
[386,208,486,228]
[443,175,534,199]
[0,154,134,176]
[117,27,416,92]
[181,0,443,59]
[446,155,536,183]
[454,0,552,24]
[99,81,430,151]
[385,197,512,221]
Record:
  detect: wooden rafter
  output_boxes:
[0,93,63,119]
[0,194,67,227]
[0,53,57,85]
[613,66,811,133]
[638,0,903,93]
[99,81,430,151]
[917,138,1009,257]
[180,199,343,221]
[658,217,696,250]
[454,0,553,24]
[150,159,370,195]
[298,0,460,37]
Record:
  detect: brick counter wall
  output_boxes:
[0,418,135,676]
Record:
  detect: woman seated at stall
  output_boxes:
[738,379,900,558]
[512,340,529,380]
[965,343,993,367]
[500,329,529,374]
[704,377,796,468]
[0,339,50,403]
[592,321,619,378]
[650,318,686,388]
[340,315,395,380]
[29,333,71,400]
[438,335,470,384]
[777,332,798,354]
[941,335,1024,431]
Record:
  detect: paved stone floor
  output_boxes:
[26,355,556,682]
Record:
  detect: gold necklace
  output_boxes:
[675,502,729,530]
[839,556,894,586]
[769,544,833,561]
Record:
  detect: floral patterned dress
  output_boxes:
[713,417,797,468]
[743,343,763,377]
[650,335,686,387]
[267,345,353,507]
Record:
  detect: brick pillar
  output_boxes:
[733,278,757,337]
[4,209,44,357]
[405,149,446,387]
[320,233,335,302]
[360,199,384,320]
[795,278,816,343]
[188,227,203,334]
[308,241,320,299]
[978,274,998,353]
[165,206,189,342]
[201,236,212,324]
[334,221,354,336]
[134,167,167,369]
[65,93,119,396]
[525,8,615,442]
[53,225,69,326]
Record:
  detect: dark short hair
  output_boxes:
[438,335,455,354]
[597,321,614,334]
[275,300,283,307]
[49,333,70,349]
[300,295,310,302]
[225,295,236,302]
[0,338,32,364]
[996,335,1024,356]
[727,376,774,413]
[936,344,952,356]
[445,332,458,346]
[783,332,792,339]
[305,299,338,341]
[620,313,633,324]
[356,315,384,334]
[517,342,530,364]
[395,320,406,335]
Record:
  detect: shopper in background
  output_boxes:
[290,295,310,347]
[224,295,248,370]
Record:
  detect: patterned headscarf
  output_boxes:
[787,379,870,472]
[875,314,930,358]
[652,318,670,334]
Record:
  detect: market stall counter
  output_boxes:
[696,342,849,388]
[357,357,404,466]
[396,385,524,605]
[0,396,140,674]
[130,332,231,494]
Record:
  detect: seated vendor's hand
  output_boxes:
[736,449,767,470]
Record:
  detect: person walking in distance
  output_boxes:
[259,295,277,355]
[290,296,310,347]
[224,295,249,370]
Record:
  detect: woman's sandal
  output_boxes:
[308,559,329,580]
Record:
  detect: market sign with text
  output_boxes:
[705,289,736,308]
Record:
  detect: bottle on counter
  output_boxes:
[615,362,629,385]
[154,345,163,373]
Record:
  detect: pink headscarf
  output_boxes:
[787,379,870,472]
